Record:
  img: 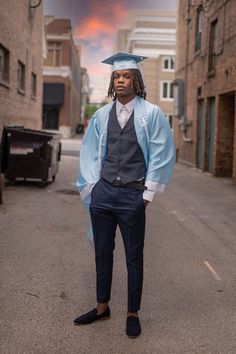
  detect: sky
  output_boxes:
[44,0,177,102]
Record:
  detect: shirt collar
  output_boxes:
[116,97,135,113]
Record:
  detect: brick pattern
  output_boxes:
[0,0,43,136]
[43,18,81,137]
[175,0,236,178]
[216,93,235,176]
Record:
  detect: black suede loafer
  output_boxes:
[74,307,110,325]
[126,316,141,338]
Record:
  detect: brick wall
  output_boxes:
[175,0,236,177]
[43,18,81,137]
[215,93,235,176]
[46,19,71,36]
[0,0,43,135]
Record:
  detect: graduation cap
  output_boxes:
[102,52,148,72]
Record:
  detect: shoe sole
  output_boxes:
[99,316,110,321]
[127,334,141,338]
[74,316,110,326]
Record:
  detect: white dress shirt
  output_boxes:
[116,98,135,129]
[116,98,156,202]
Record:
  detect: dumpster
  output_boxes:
[0,126,61,185]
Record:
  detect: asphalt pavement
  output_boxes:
[0,138,236,354]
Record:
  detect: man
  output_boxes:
[74,52,175,338]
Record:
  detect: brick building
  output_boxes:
[115,11,176,129]
[43,17,82,138]
[0,0,44,134]
[174,0,236,179]
[80,67,90,126]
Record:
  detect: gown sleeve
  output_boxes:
[76,114,100,210]
[145,107,175,190]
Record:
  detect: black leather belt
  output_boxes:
[112,179,147,191]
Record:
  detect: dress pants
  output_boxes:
[89,178,146,313]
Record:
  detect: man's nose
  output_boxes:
[118,76,124,82]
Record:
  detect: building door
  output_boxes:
[208,97,215,173]
[197,99,205,169]
[43,106,59,130]
[216,92,235,176]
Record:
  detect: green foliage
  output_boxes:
[85,104,100,119]
[85,101,108,119]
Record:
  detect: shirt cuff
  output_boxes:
[143,189,155,202]
[143,181,167,202]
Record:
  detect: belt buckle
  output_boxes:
[114,177,122,186]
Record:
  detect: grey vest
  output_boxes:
[101,102,146,184]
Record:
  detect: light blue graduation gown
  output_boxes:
[76,96,175,242]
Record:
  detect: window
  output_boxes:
[44,42,61,67]
[163,56,175,71]
[165,114,173,130]
[0,44,10,85]
[195,7,203,53]
[17,60,25,93]
[208,19,218,74]
[161,81,174,101]
[31,72,37,98]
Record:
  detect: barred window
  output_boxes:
[161,81,174,101]
[0,44,10,85]
[195,7,203,53]
[163,56,175,71]
[17,60,25,93]
[208,19,218,74]
[44,42,61,67]
[31,72,37,98]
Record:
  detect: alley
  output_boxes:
[0,154,236,354]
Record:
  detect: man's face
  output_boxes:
[113,70,135,99]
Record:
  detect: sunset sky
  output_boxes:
[44,0,177,102]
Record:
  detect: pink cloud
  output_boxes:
[74,1,128,41]
[90,2,128,23]
[88,64,110,76]
[75,18,114,40]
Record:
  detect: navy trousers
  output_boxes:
[89,178,146,313]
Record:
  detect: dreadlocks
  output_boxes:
[107,69,146,100]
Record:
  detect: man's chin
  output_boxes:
[116,91,127,97]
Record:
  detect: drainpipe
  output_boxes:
[182,0,193,143]
[29,0,42,20]
[30,0,41,8]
